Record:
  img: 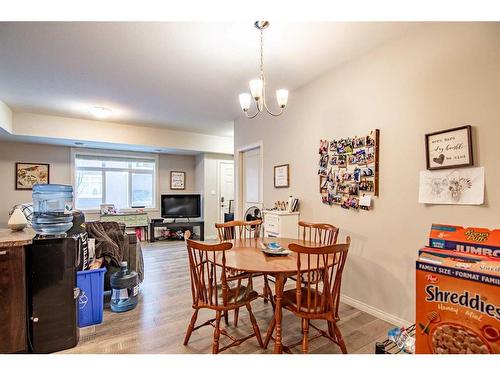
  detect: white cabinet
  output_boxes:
[262,210,300,239]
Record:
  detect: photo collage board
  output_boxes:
[318,129,379,210]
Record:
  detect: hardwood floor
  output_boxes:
[61,241,392,354]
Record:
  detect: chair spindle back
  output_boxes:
[215,220,262,241]
[288,237,351,317]
[185,239,233,308]
[299,221,339,245]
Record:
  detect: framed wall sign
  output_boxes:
[15,162,50,190]
[170,171,186,190]
[274,164,290,188]
[425,125,473,170]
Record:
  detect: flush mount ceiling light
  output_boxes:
[239,21,289,119]
[89,106,112,119]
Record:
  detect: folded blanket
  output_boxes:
[86,221,124,267]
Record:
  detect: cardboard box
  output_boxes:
[416,249,500,354]
[429,224,500,258]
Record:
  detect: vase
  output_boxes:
[8,208,28,231]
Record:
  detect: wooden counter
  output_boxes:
[0,228,35,248]
[0,227,34,353]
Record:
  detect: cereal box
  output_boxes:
[429,223,500,258]
[416,248,500,354]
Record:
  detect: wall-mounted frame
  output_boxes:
[274,164,290,188]
[170,171,186,190]
[425,125,473,170]
[15,162,50,190]
[318,129,379,211]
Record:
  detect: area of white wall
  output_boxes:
[234,23,500,324]
[0,140,198,226]
[11,112,233,155]
[0,100,12,133]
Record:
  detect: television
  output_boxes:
[161,194,201,218]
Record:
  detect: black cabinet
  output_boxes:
[26,237,79,353]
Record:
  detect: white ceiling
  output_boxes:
[0,22,417,137]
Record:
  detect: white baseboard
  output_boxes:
[341,294,412,328]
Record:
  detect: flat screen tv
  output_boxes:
[161,194,201,218]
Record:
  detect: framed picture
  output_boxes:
[170,171,186,190]
[274,164,290,188]
[15,162,50,190]
[425,125,473,170]
[100,204,116,215]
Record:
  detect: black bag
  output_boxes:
[67,211,90,271]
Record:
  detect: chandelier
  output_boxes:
[239,21,289,118]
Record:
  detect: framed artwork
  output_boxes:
[100,204,116,215]
[425,125,473,170]
[170,171,186,190]
[15,162,50,190]
[274,164,290,188]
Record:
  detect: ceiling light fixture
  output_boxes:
[239,21,288,119]
[89,106,112,119]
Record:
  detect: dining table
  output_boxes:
[210,236,332,354]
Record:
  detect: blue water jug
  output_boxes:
[110,262,139,313]
[32,184,74,235]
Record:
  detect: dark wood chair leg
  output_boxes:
[234,308,240,327]
[183,309,199,345]
[263,275,269,304]
[213,310,222,354]
[327,320,334,338]
[263,315,276,349]
[224,310,229,325]
[246,303,263,348]
[302,318,309,354]
[332,321,347,354]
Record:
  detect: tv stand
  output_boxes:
[149,220,204,242]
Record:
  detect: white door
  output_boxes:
[241,147,262,216]
[218,161,234,222]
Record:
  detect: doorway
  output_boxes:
[235,142,263,219]
[218,160,234,222]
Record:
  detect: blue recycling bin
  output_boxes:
[77,267,106,327]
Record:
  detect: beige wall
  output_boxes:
[0,141,198,226]
[234,23,500,324]
[0,142,72,225]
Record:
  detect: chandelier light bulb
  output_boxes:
[276,89,289,108]
[239,93,251,111]
[249,79,263,101]
[238,22,288,118]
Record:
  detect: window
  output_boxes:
[73,152,156,210]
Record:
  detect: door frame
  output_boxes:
[216,159,235,223]
[234,141,264,220]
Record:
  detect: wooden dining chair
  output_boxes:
[264,237,351,354]
[215,219,274,326]
[183,234,264,353]
[291,221,340,287]
[215,219,262,241]
[299,221,339,245]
